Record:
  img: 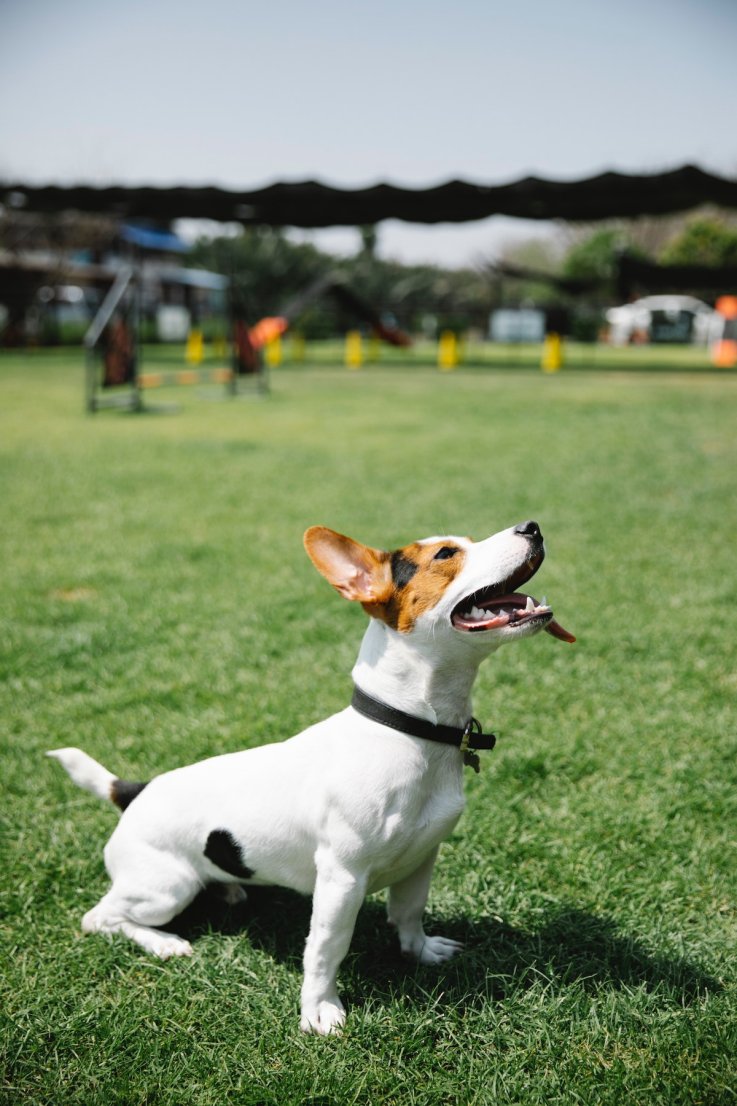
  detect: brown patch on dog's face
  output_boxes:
[304,526,468,633]
[377,540,467,632]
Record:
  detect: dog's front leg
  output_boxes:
[300,861,367,1035]
[387,847,463,964]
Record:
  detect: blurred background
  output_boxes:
[1,0,737,370]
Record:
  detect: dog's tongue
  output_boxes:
[545,619,576,643]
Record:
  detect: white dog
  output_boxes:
[49,520,574,1035]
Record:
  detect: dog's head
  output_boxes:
[304,521,574,650]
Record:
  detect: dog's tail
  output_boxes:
[47,747,148,812]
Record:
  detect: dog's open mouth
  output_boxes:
[451,555,575,642]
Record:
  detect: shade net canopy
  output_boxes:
[616,252,737,298]
[2,165,736,228]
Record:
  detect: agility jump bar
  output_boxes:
[137,367,234,389]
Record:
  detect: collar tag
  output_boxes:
[463,750,481,773]
[461,717,483,773]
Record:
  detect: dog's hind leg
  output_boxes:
[81,851,200,960]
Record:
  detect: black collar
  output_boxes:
[350,684,496,772]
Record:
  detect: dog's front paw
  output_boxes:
[148,933,194,960]
[411,934,464,965]
[300,999,346,1036]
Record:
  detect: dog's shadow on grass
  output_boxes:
[170,886,720,1013]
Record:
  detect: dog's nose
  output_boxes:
[514,520,542,540]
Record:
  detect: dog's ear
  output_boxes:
[304,527,392,605]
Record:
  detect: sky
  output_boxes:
[1,0,736,267]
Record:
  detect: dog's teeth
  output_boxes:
[471,606,484,621]
[525,595,535,612]
[541,596,548,608]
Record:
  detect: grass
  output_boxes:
[1,346,736,1105]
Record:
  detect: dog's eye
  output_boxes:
[433,546,458,561]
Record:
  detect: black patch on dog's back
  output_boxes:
[391,550,418,590]
[110,779,148,811]
[204,829,254,879]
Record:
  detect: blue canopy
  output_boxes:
[120,223,189,253]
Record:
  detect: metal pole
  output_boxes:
[131,246,143,411]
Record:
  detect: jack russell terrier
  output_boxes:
[49,520,574,1035]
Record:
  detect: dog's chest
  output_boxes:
[363,770,465,892]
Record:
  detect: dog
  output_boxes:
[48,520,574,1035]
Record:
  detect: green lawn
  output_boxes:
[1,348,736,1105]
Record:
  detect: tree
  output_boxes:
[478,236,566,308]
[190,227,499,337]
[190,229,331,324]
[660,216,737,267]
[561,228,625,290]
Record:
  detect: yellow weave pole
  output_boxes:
[345,330,363,369]
[541,332,563,372]
[438,330,458,371]
[185,329,204,365]
[264,334,283,368]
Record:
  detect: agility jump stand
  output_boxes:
[85,265,143,413]
[85,271,268,411]
[230,319,270,396]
